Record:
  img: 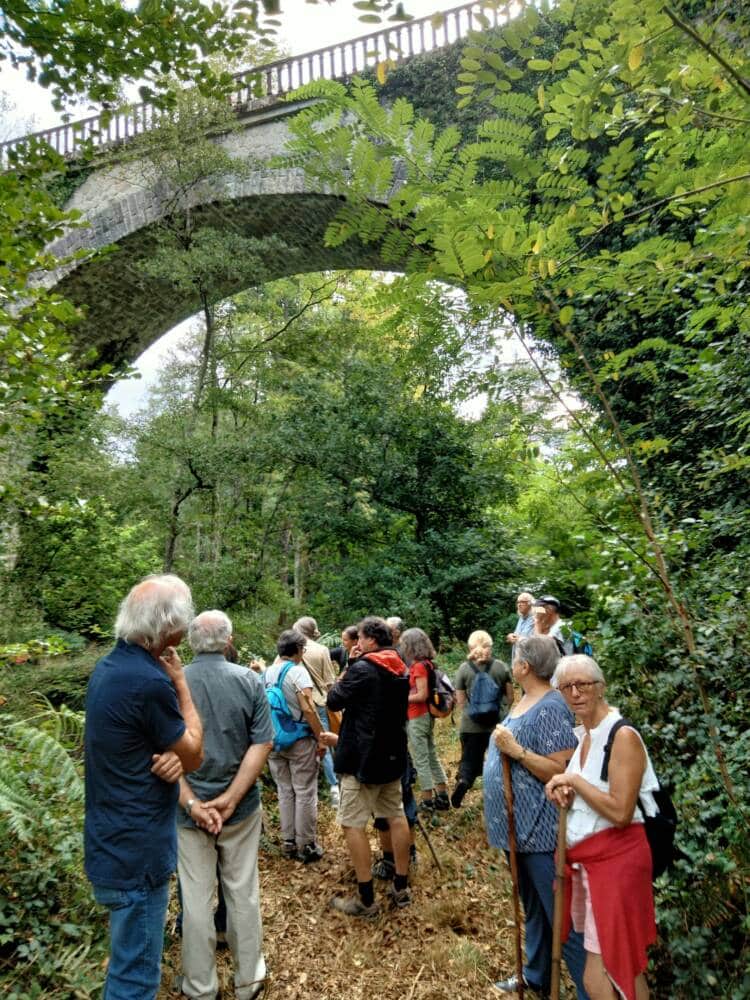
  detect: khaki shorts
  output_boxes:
[337,774,405,829]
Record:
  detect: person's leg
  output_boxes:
[343,825,373,881]
[408,713,435,804]
[93,881,169,1000]
[582,954,618,1000]
[514,852,553,992]
[388,815,411,876]
[316,704,338,791]
[425,716,448,791]
[217,810,266,1000]
[289,737,319,851]
[178,825,220,1000]
[268,752,295,846]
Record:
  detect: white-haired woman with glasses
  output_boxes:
[485,636,588,999]
[546,655,659,1000]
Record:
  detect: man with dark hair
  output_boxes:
[326,616,411,917]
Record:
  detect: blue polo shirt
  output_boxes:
[84,640,186,888]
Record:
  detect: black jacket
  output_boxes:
[327,649,408,785]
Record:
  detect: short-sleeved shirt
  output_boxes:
[407,660,430,720]
[84,640,186,889]
[177,653,274,829]
[454,658,512,734]
[483,691,578,854]
[264,660,313,721]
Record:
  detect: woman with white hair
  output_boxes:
[451,630,513,808]
[546,655,658,1000]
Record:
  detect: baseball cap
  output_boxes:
[532,595,561,611]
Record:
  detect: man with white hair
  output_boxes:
[85,574,204,1000]
[506,592,535,661]
[293,615,339,806]
[176,610,273,1000]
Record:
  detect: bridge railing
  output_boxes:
[1,1,518,166]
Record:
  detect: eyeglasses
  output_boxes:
[558,680,600,695]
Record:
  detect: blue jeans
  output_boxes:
[316,705,337,789]
[93,880,170,1000]
[510,851,589,1000]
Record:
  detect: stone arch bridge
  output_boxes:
[4,1,518,371]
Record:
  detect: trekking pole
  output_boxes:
[502,752,524,1000]
[415,816,443,873]
[550,805,569,1000]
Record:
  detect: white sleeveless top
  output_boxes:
[566,708,659,848]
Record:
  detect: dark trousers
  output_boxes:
[457,730,492,787]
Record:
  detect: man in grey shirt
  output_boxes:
[176,610,273,1000]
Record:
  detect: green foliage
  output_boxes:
[0,704,104,998]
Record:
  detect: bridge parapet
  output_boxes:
[0,0,514,166]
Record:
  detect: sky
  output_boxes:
[0,1,492,417]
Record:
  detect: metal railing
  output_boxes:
[0,1,517,165]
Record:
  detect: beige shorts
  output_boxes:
[337,774,405,828]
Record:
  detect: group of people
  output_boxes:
[84,576,658,1000]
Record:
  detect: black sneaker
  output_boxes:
[418,797,436,813]
[435,791,450,811]
[450,780,468,808]
[281,839,297,859]
[297,842,324,864]
[372,855,396,880]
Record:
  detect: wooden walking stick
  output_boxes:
[502,752,524,1000]
[550,805,569,1000]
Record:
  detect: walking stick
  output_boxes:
[415,816,443,873]
[502,752,524,1000]
[550,805,569,1000]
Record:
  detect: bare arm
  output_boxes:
[455,689,467,708]
[160,646,204,773]
[203,742,273,821]
[546,728,646,826]
[408,675,429,704]
[494,725,570,783]
[505,681,514,707]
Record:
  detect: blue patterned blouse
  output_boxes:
[484,691,578,854]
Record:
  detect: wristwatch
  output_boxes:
[185,798,196,818]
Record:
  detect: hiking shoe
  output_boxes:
[450,780,468,808]
[418,797,436,813]
[390,886,412,908]
[297,842,324,864]
[493,974,549,998]
[329,784,340,808]
[330,895,380,919]
[281,839,297,859]
[435,791,450,811]
[372,855,396,880]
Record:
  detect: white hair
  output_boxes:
[293,616,318,639]
[114,574,193,648]
[188,610,233,654]
[551,654,605,688]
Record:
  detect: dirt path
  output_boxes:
[158,731,537,1000]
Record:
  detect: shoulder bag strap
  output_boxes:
[600,717,635,781]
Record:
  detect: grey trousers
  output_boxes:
[178,810,266,1000]
[268,736,319,848]
[408,712,448,792]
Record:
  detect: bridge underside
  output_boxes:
[55,192,393,371]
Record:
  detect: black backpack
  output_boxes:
[600,718,679,879]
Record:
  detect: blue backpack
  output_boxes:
[467,663,502,725]
[265,661,312,752]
